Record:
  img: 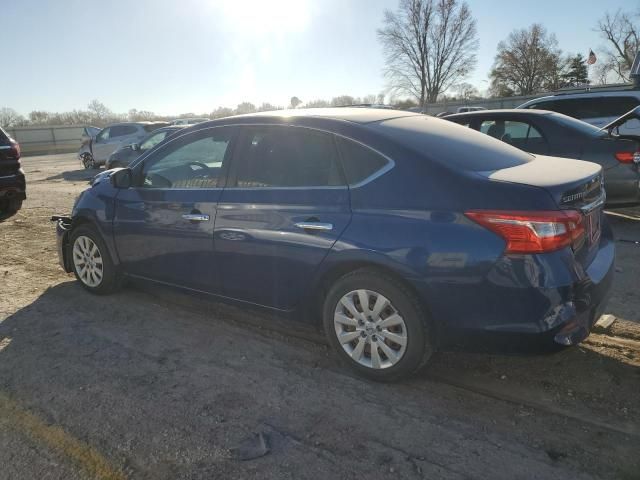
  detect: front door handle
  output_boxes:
[182,213,210,222]
[294,222,333,231]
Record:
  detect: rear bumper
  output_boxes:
[414,221,615,350]
[0,170,26,200]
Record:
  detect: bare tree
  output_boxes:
[452,82,479,100]
[289,96,302,109]
[236,102,257,115]
[304,99,330,108]
[596,9,640,82]
[331,95,355,106]
[0,108,25,128]
[87,99,112,122]
[377,0,478,106]
[489,24,564,96]
[210,107,234,119]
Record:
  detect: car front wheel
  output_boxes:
[70,225,119,294]
[323,269,434,381]
[81,153,98,169]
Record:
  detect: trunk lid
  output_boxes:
[482,155,604,210]
[479,155,605,264]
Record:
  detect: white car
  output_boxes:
[517,90,640,135]
[78,122,168,169]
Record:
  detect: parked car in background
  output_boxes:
[170,117,209,126]
[78,122,168,169]
[445,109,640,206]
[517,89,640,135]
[106,126,185,169]
[54,108,613,381]
[0,127,25,221]
[80,126,101,148]
[457,106,486,113]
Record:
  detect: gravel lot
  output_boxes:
[1,154,639,480]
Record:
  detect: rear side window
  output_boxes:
[232,126,343,188]
[529,97,640,119]
[110,125,138,137]
[336,137,389,185]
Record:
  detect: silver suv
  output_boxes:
[517,90,640,135]
[78,122,168,169]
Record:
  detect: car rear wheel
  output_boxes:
[323,269,434,381]
[70,225,119,294]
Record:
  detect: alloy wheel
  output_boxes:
[72,235,104,288]
[333,289,408,369]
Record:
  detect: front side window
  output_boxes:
[480,120,537,139]
[335,136,389,185]
[140,128,232,189]
[95,128,110,142]
[140,131,169,151]
[232,126,343,188]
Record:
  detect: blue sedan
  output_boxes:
[53,108,614,381]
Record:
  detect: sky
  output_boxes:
[2,0,636,116]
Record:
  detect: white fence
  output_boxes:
[6,125,84,156]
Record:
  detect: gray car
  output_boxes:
[445,109,640,206]
[105,126,186,169]
[78,122,169,169]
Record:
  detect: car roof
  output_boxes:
[445,109,554,119]
[518,90,640,108]
[107,121,168,127]
[226,107,421,125]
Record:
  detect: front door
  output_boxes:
[113,126,234,292]
[214,125,351,310]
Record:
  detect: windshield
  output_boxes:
[373,115,533,171]
[548,112,607,137]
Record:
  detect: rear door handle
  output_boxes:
[182,213,210,222]
[294,222,333,231]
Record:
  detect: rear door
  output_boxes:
[92,127,113,161]
[113,126,234,292]
[214,125,351,310]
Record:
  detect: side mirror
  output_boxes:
[131,143,140,151]
[111,168,132,189]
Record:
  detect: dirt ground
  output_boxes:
[1,153,639,480]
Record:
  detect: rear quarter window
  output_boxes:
[372,116,533,172]
[336,137,390,185]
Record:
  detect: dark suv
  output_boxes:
[0,127,25,221]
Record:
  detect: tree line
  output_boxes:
[0,94,396,129]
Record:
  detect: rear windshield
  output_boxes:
[372,116,533,171]
[548,112,607,137]
[0,127,8,143]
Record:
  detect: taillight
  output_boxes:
[9,141,20,158]
[615,151,635,163]
[465,210,585,254]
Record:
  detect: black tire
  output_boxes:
[69,225,120,294]
[81,153,97,170]
[322,268,435,381]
